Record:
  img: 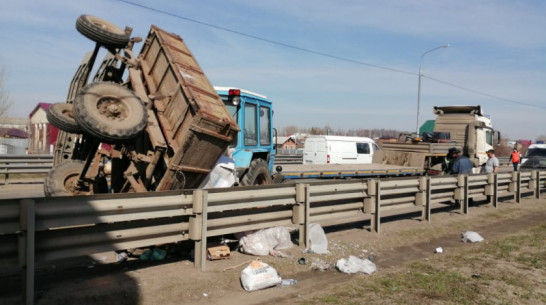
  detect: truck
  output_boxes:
[374,105,500,173]
[45,15,275,196]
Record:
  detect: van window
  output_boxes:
[356,143,370,154]
[373,143,380,151]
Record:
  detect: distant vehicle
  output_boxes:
[303,136,380,164]
[376,105,500,174]
[521,144,546,170]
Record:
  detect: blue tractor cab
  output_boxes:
[215,87,276,185]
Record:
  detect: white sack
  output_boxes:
[199,155,237,189]
[461,231,484,243]
[238,227,293,256]
[336,255,377,274]
[240,260,281,291]
[309,223,329,254]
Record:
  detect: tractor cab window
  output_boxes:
[260,107,271,145]
[224,103,238,147]
[244,103,258,146]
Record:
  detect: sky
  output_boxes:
[0,0,545,140]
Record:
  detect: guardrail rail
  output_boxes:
[0,170,544,304]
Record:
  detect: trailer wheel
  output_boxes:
[44,160,93,197]
[240,159,272,186]
[76,15,130,49]
[73,82,148,143]
[46,103,83,134]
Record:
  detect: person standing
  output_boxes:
[509,148,520,171]
[449,147,473,174]
[484,149,499,173]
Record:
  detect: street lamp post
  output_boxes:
[416,44,450,135]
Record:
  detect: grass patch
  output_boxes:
[300,223,546,305]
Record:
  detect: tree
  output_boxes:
[536,135,546,143]
[0,65,12,118]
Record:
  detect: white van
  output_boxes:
[303,135,380,164]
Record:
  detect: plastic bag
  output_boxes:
[238,227,293,256]
[336,256,377,274]
[461,231,484,243]
[309,223,329,254]
[240,260,281,291]
[199,155,237,189]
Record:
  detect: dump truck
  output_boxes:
[45,15,276,196]
[374,105,500,173]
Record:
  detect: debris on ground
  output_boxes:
[237,227,293,256]
[336,255,377,274]
[310,258,331,272]
[435,247,444,254]
[140,248,167,261]
[207,245,231,260]
[461,231,484,243]
[240,260,282,291]
[279,279,298,286]
[307,223,329,254]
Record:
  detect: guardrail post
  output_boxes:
[18,199,35,305]
[415,177,428,221]
[511,171,521,204]
[485,173,498,207]
[422,177,431,222]
[535,171,542,199]
[293,184,310,248]
[493,173,499,208]
[454,175,468,214]
[189,189,208,270]
[5,163,9,185]
[363,179,380,232]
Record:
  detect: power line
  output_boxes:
[115,0,544,110]
[424,75,546,109]
[114,0,415,75]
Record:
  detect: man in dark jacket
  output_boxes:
[449,147,473,174]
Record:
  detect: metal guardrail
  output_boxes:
[0,155,53,184]
[0,170,544,304]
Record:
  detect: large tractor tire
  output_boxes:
[46,103,83,134]
[44,160,93,197]
[73,82,148,143]
[76,15,130,49]
[240,159,272,186]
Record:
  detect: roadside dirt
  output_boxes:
[1,193,544,305]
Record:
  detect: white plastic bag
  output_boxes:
[461,231,484,243]
[336,255,377,274]
[238,227,293,256]
[309,223,329,254]
[240,260,281,291]
[199,155,237,189]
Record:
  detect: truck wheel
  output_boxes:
[46,103,83,134]
[44,160,92,197]
[76,15,130,49]
[73,82,148,143]
[240,159,272,186]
